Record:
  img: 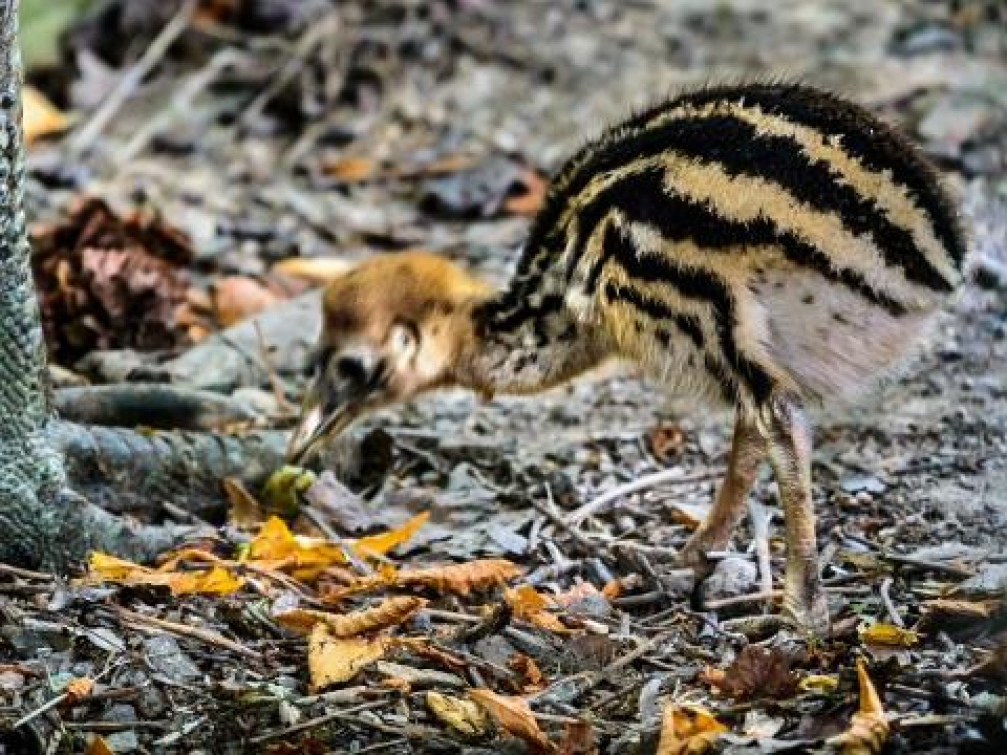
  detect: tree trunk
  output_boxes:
[0,0,182,569]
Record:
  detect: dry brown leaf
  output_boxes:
[271,257,355,284]
[63,677,95,705]
[23,86,70,144]
[505,584,571,634]
[860,622,919,647]
[84,736,115,755]
[211,276,282,327]
[469,689,556,754]
[276,596,426,637]
[656,703,727,755]
[427,691,491,740]
[223,477,265,528]
[394,559,520,594]
[558,720,598,755]
[509,653,546,692]
[826,658,889,754]
[308,624,389,690]
[326,558,520,601]
[702,644,797,701]
[322,156,378,182]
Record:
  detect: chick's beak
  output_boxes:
[285,377,365,464]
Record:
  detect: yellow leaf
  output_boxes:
[469,689,556,754]
[505,584,571,634]
[271,257,355,284]
[656,703,727,755]
[84,736,115,755]
[245,516,348,579]
[276,596,426,637]
[860,623,919,647]
[826,658,889,754]
[308,624,388,690]
[87,553,242,596]
[167,566,243,596]
[353,511,429,558]
[799,674,839,693]
[427,691,491,740]
[89,552,153,581]
[23,86,69,144]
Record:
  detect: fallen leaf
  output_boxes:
[31,198,194,363]
[860,622,919,647]
[271,257,356,284]
[212,276,282,328]
[505,584,571,634]
[63,677,95,705]
[392,559,520,595]
[224,477,266,528]
[276,596,426,637]
[84,736,115,755]
[322,156,377,182]
[326,558,520,600]
[826,658,889,754]
[23,86,70,144]
[469,688,556,754]
[87,553,243,596]
[558,720,598,755]
[510,653,546,692]
[427,691,491,740]
[703,644,797,701]
[353,511,430,558]
[308,624,388,690]
[656,703,727,755]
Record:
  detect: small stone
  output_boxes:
[699,557,759,612]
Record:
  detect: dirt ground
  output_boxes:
[2,0,1006,753]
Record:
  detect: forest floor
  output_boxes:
[2,0,1006,753]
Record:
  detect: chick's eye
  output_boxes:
[390,320,419,356]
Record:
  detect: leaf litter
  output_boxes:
[4,0,1007,752]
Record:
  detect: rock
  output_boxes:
[699,557,759,613]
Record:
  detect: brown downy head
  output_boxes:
[286,251,491,463]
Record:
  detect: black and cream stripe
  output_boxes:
[475,83,966,406]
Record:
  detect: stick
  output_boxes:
[70,0,197,155]
[879,577,904,627]
[565,469,721,525]
[747,500,774,611]
[115,606,261,661]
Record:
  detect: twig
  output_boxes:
[115,606,261,661]
[879,577,904,627]
[565,469,722,525]
[882,552,974,578]
[747,500,774,612]
[248,700,390,744]
[254,321,294,415]
[70,0,197,154]
[118,48,240,165]
[0,562,53,580]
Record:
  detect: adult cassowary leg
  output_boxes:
[0,0,178,570]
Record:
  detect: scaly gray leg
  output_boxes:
[678,411,765,573]
[762,395,830,637]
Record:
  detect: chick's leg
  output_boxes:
[678,411,765,572]
[762,395,830,637]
